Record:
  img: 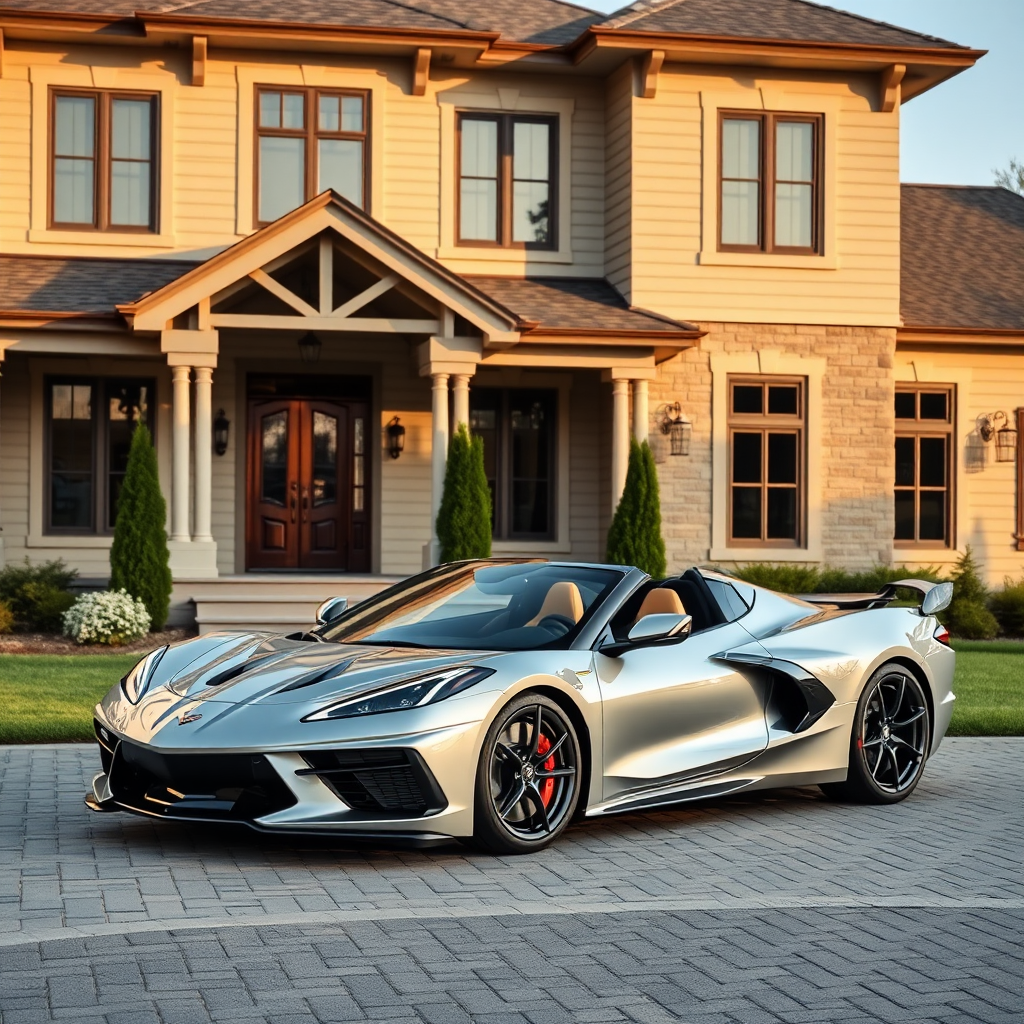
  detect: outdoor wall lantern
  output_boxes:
[297,331,322,363]
[386,416,406,459]
[980,411,1018,463]
[213,410,230,456]
[660,402,692,456]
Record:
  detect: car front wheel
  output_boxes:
[821,662,931,804]
[472,693,581,854]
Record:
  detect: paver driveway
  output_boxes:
[0,738,1021,1023]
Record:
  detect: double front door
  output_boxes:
[247,398,369,571]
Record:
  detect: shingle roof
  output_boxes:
[0,0,603,44]
[596,0,966,49]
[900,185,1024,332]
[468,276,695,333]
[0,255,198,316]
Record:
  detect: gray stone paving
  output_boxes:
[1,739,1022,1022]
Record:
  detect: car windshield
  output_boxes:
[320,561,624,651]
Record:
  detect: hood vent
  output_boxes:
[276,658,359,694]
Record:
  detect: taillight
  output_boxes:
[933,623,951,646]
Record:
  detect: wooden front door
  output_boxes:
[246,397,369,571]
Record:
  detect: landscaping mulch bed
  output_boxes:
[0,627,195,656]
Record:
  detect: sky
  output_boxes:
[584,0,1023,186]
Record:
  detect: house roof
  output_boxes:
[900,185,1024,333]
[468,276,695,334]
[596,0,966,50]
[0,0,970,50]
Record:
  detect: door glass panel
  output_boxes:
[353,416,365,511]
[510,393,551,536]
[312,411,337,506]
[50,383,94,529]
[106,381,150,529]
[732,432,762,483]
[470,395,500,531]
[261,410,288,506]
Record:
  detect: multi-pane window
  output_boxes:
[256,87,369,223]
[720,112,822,253]
[51,91,157,231]
[470,389,556,539]
[458,113,556,249]
[46,378,154,533]
[895,386,954,547]
[728,378,805,545]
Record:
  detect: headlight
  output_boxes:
[120,646,168,705]
[302,666,495,722]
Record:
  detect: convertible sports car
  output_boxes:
[87,559,955,853]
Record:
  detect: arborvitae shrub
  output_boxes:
[606,439,667,577]
[109,423,172,630]
[436,423,492,562]
[945,546,998,639]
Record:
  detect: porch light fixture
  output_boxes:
[386,416,406,459]
[297,331,322,364]
[213,410,230,456]
[980,411,1018,463]
[660,402,692,456]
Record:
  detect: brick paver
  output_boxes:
[1,738,1022,1022]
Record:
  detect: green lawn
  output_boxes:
[0,644,1022,744]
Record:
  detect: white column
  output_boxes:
[451,372,471,432]
[170,364,192,542]
[611,378,630,511]
[631,379,649,443]
[430,372,450,561]
[193,366,214,544]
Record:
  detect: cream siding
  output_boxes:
[604,62,633,299]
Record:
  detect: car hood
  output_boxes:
[158,632,500,708]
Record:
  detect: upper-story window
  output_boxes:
[457,113,556,250]
[256,87,369,224]
[50,90,158,232]
[719,112,822,254]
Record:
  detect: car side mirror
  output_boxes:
[315,596,348,625]
[600,612,693,657]
[921,582,953,616]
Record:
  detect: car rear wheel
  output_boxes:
[472,693,581,854]
[821,662,931,804]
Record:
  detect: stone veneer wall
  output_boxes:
[648,323,897,572]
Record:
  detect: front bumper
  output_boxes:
[87,715,479,842]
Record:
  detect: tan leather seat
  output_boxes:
[526,581,585,626]
[633,587,685,623]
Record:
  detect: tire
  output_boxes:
[472,693,582,854]
[821,662,931,804]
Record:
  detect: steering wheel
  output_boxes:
[536,614,575,636]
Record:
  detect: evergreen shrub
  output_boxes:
[606,439,667,577]
[109,423,172,630]
[989,577,1024,637]
[730,563,944,596]
[945,546,998,640]
[0,600,14,634]
[0,558,77,631]
[436,423,492,562]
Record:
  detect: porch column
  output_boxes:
[451,372,471,431]
[430,372,450,561]
[170,365,192,542]
[611,378,630,511]
[193,366,214,544]
[632,379,649,443]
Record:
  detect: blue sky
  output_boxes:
[584,0,1023,186]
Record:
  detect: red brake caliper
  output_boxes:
[536,733,555,807]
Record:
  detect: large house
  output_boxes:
[1,0,1022,630]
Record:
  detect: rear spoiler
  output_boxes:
[798,579,953,615]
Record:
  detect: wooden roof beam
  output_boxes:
[880,63,906,112]
[192,35,207,87]
[412,47,430,96]
[640,49,664,99]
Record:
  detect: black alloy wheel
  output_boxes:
[472,693,581,853]
[821,662,931,804]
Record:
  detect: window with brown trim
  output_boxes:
[457,113,557,250]
[255,87,369,224]
[728,377,805,545]
[50,90,158,232]
[469,388,557,539]
[894,386,954,548]
[45,377,155,534]
[719,112,822,254]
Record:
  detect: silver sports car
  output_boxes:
[87,560,955,853]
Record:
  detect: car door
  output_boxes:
[595,621,769,806]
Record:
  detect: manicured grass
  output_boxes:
[0,654,137,744]
[947,640,1024,737]
[0,644,1021,743]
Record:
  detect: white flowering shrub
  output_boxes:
[62,589,151,646]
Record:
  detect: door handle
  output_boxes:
[289,481,298,523]
[301,485,309,523]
